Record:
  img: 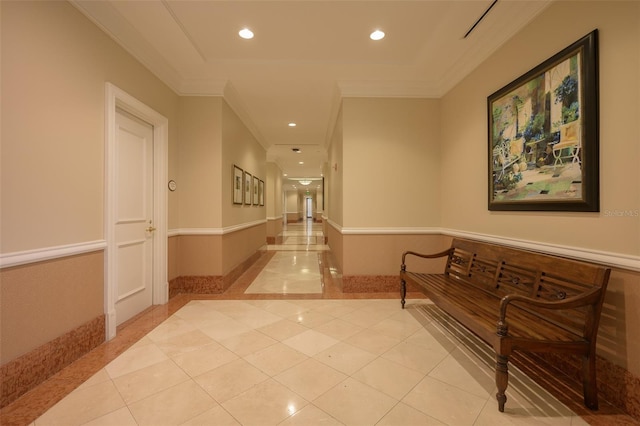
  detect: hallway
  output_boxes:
[1,222,632,425]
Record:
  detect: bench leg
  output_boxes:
[495,354,509,412]
[400,279,406,309]
[582,353,599,410]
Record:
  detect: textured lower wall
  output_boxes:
[0,315,105,408]
[266,217,283,244]
[0,252,104,363]
[169,250,262,297]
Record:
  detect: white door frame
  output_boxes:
[104,83,168,340]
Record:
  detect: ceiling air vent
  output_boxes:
[464,0,498,39]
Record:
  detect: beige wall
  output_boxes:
[1,1,179,252]
[342,234,450,276]
[316,184,324,216]
[175,98,266,275]
[222,223,267,275]
[168,236,179,282]
[285,190,299,217]
[266,219,283,240]
[222,101,266,227]
[178,96,223,228]
[439,1,640,376]
[440,1,639,255]
[0,252,104,363]
[327,104,344,227]
[266,162,284,241]
[266,162,284,219]
[323,1,640,379]
[342,98,441,228]
[1,1,179,363]
[176,235,222,276]
[326,223,344,274]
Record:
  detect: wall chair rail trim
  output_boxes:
[329,223,639,272]
[168,220,267,237]
[0,240,107,269]
[442,228,640,272]
[340,227,442,235]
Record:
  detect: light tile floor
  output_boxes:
[5,221,635,425]
[33,299,590,426]
[244,252,323,294]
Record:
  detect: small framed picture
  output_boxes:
[233,165,243,204]
[259,179,264,206]
[244,171,252,205]
[252,176,259,205]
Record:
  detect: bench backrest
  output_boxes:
[445,238,610,337]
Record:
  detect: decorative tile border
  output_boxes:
[0,315,105,408]
[169,276,224,297]
[342,275,398,293]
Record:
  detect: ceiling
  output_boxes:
[72,0,551,189]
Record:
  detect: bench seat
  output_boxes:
[400,238,610,412]
[406,272,588,344]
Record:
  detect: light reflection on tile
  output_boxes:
[245,252,323,294]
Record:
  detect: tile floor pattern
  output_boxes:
[33,299,590,426]
[244,252,324,294]
[5,221,636,425]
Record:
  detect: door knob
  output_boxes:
[146,220,156,232]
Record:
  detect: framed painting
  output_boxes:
[233,165,243,204]
[259,179,265,206]
[488,30,599,211]
[244,171,252,205]
[252,176,259,205]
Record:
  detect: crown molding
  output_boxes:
[338,80,440,99]
[222,82,268,150]
[70,1,184,94]
[176,79,228,96]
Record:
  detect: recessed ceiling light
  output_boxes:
[239,28,254,39]
[299,161,304,165]
[288,122,297,127]
[370,29,385,41]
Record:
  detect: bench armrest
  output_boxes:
[498,286,604,323]
[402,248,454,268]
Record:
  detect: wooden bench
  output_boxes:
[399,238,610,412]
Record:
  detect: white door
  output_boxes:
[114,109,154,325]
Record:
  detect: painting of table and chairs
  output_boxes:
[488,31,599,212]
[491,56,583,203]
